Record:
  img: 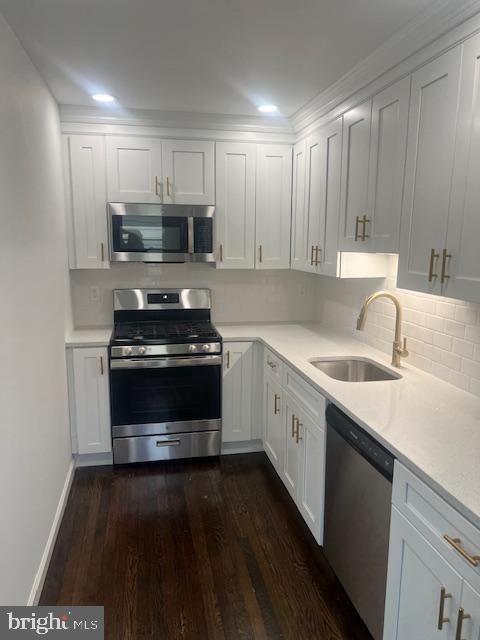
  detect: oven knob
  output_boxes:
[201,344,211,352]
[188,344,197,353]
[125,347,133,356]
[138,346,147,355]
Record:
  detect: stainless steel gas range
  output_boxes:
[109,288,222,464]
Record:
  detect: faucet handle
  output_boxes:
[401,337,409,357]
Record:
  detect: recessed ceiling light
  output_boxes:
[258,104,278,113]
[92,93,115,103]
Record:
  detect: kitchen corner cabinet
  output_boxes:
[397,47,462,296]
[106,136,214,205]
[68,347,111,455]
[64,135,109,269]
[215,142,256,269]
[222,342,254,442]
[255,144,292,269]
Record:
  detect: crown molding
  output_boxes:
[59,104,293,135]
[291,0,480,134]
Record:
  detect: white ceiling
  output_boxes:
[0,0,439,118]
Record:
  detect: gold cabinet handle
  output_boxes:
[362,215,370,240]
[354,216,361,241]
[155,176,162,197]
[267,359,277,370]
[295,419,303,443]
[441,249,452,284]
[444,535,480,567]
[428,248,440,282]
[101,242,105,263]
[218,244,223,262]
[310,245,315,266]
[166,176,171,197]
[291,413,296,438]
[100,356,104,376]
[273,393,280,415]
[438,587,452,630]
[315,246,321,266]
[225,351,230,369]
[455,608,471,640]
[259,245,263,263]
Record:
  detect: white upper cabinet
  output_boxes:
[106,136,163,203]
[444,33,480,303]
[255,144,292,269]
[161,139,215,205]
[339,100,372,250]
[366,77,410,253]
[290,140,308,271]
[397,47,462,295]
[222,342,254,443]
[64,135,109,269]
[303,131,323,274]
[215,142,256,269]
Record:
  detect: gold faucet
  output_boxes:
[356,290,409,368]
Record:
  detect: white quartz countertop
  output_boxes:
[218,322,480,528]
[65,326,113,348]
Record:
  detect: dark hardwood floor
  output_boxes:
[40,453,372,640]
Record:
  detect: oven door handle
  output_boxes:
[110,355,222,370]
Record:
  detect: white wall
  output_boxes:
[315,256,480,397]
[70,265,317,326]
[0,14,72,604]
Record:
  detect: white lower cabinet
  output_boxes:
[263,355,326,544]
[68,347,111,455]
[222,342,254,442]
[384,462,480,640]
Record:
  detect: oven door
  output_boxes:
[110,355,222,437]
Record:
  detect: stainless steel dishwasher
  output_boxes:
[324,405,394,640]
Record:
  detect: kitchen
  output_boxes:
[1,1,480,639]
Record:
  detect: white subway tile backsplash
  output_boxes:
[315,256,480,399]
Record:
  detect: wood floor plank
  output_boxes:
[40,453,372,640]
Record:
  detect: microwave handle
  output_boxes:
[187,217,194,254]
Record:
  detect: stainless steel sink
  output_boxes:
[309,357,401,382]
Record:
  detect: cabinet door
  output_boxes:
[384,507,462,640]
[215,142,256,269]
[222,342,253,442]
[263,374,283,473]
[65,135,108,269]
[318,118,343,277]
[290,140,309,271]
[445,34,480,303]
[106,136,162,203]
[339,100,372,251]
[297,415,326,545]
[367,77,410,253]
[255,144,292,269]
[458,581,480,640]
[72,348,111,455]
[303,132,323,274]
[162,139,215,205]
[283,396,302,500]
[397,47,462,295]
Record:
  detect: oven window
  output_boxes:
[111,215,188,253]
[110,363,221,426]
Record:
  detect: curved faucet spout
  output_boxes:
[356,290,409,368]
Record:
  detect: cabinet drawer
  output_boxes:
[393,461,480,589]
[264,347,283,381]
[283,365,326,424]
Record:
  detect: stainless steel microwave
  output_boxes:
[107,203,215,263]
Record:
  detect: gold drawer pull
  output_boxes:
[310,245,315,266]
[155,176,162,197]
[444,535,480,567]
[259,245,263,263]
[354,216,362,241]
[438,587,452,630]
[362,215,370,240]
[441,249,452,284]
[267,359,277,369]
[225,351,230,369]
[218,244,223,262]
[291,414,296,438]
[315,246,321,266]
[295,419,303,444]
[428,248,439,282]
[273,393,280,415]
[455,608,471,640]
[100,356,104,376]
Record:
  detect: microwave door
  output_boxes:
[110,214,189,262]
